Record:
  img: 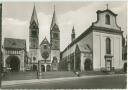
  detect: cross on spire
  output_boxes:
[106,4,109,9]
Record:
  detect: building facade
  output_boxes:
[60,8,124,72]
[2,5,126,72]
[28,6,60,72]
[3,38,26,71]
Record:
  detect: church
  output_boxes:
[2,5,60,72]
[2,4,126,72]
[60,7,125,72]
[28,5,60,72]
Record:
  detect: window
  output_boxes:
[32,31,37,36]
[52,57,57,63]
[105,14,110,25]
[53,33,58,39]
[33,44,36,48]
[33,25,37,28]
[44,45,47,49]
[106,38,111,54]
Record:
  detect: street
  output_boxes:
[2,74,126,89]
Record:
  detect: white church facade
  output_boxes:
[60,8,124,72]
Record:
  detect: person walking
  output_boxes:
[75,71,80,77]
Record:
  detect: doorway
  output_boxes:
[33,65,37,71]
[41,65,45,72]
[46,65,51,71]
[84,59,92,71]
[124,63,127,73]
[106,60,112,71]
[6,56,20,72]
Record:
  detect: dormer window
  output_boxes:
[105,14,110,25]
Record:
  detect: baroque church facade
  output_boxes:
[28,6,60,72]
[60,7,125,72]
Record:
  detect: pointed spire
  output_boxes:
[50,5,57,30]
[71,25,75,42]
[72,25,75,34]
[30,4,39,26]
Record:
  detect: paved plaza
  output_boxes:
[2,74,126,89]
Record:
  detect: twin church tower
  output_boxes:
[29,5,60,71]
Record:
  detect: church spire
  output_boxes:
[30,4,39,26]
[50,5,57,30]
[71,25,75,42]
[72,25,75,34]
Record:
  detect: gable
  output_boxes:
[92,9,121,31]
[4,38,26,50]
[40,37,50,46]
[51,23,60,32]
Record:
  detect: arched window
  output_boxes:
[105,14,110,25]
[52,57,57,63]
[106,38,111,54]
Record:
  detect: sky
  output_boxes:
[2,1,127,51]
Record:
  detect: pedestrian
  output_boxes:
[76,71,80,77]
[37,71,39,79]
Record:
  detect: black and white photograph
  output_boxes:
[0,0,127,89]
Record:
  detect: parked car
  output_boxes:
[25,67,31,71]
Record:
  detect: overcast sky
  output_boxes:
[2,1,127,51]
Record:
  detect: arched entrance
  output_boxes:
[33,65,37,71]
[52,57,58,71]
[124,63,127,73]
[6,56,20,72]
[41,65,45,72]
[46,65,51,71]
[84,59,92,71]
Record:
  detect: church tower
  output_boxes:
[29,5,39,70]
[71,26,75,42]
[50,6,60,71]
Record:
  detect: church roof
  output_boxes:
[75,44,91,53]
[30,5,39,26]
[40,37,50,45]
[4,38,26,50]
[79,44,91,52]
